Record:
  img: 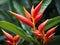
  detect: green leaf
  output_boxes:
[44,16,60,31]
[0,21,40,45]
[40,0,52,12]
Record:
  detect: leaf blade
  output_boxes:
[0,21,40,45]
[44,16,60,31]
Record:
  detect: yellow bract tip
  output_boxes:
[44,19,49,23]
[54,26,58,29]
[23,7,25,10]
[46,19,49,22]
[2,29,5,33]
[9,11,15,14]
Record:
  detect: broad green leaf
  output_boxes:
[40,0,52,12]
[44,16,60,31]
[0,21,40,45]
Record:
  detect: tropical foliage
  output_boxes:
[0,0,60,45]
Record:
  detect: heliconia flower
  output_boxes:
[2,30,20,45]
[9,0,43,28]
[33,20,57,45]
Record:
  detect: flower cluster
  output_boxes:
[33,20,57,45]
[8,0,57,45]
[2,30,20,45]
[9,0,43,29]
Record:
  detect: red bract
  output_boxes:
[2,30,20,45]
[13,35,20,42]
[31,6,35,18]
[9,11,34,28]
[33,30,44,39]
[9,0,43,28]
[24,8,31,20]
[34,0,43,17]
[46,26,57,37]
[2,30,13,42]
[45,33,55,45]
[34,12,43,24]
[33,20,57,45]
[38,20,48,33]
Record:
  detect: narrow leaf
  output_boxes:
[40,0,52,12]
[44,16,60,31]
